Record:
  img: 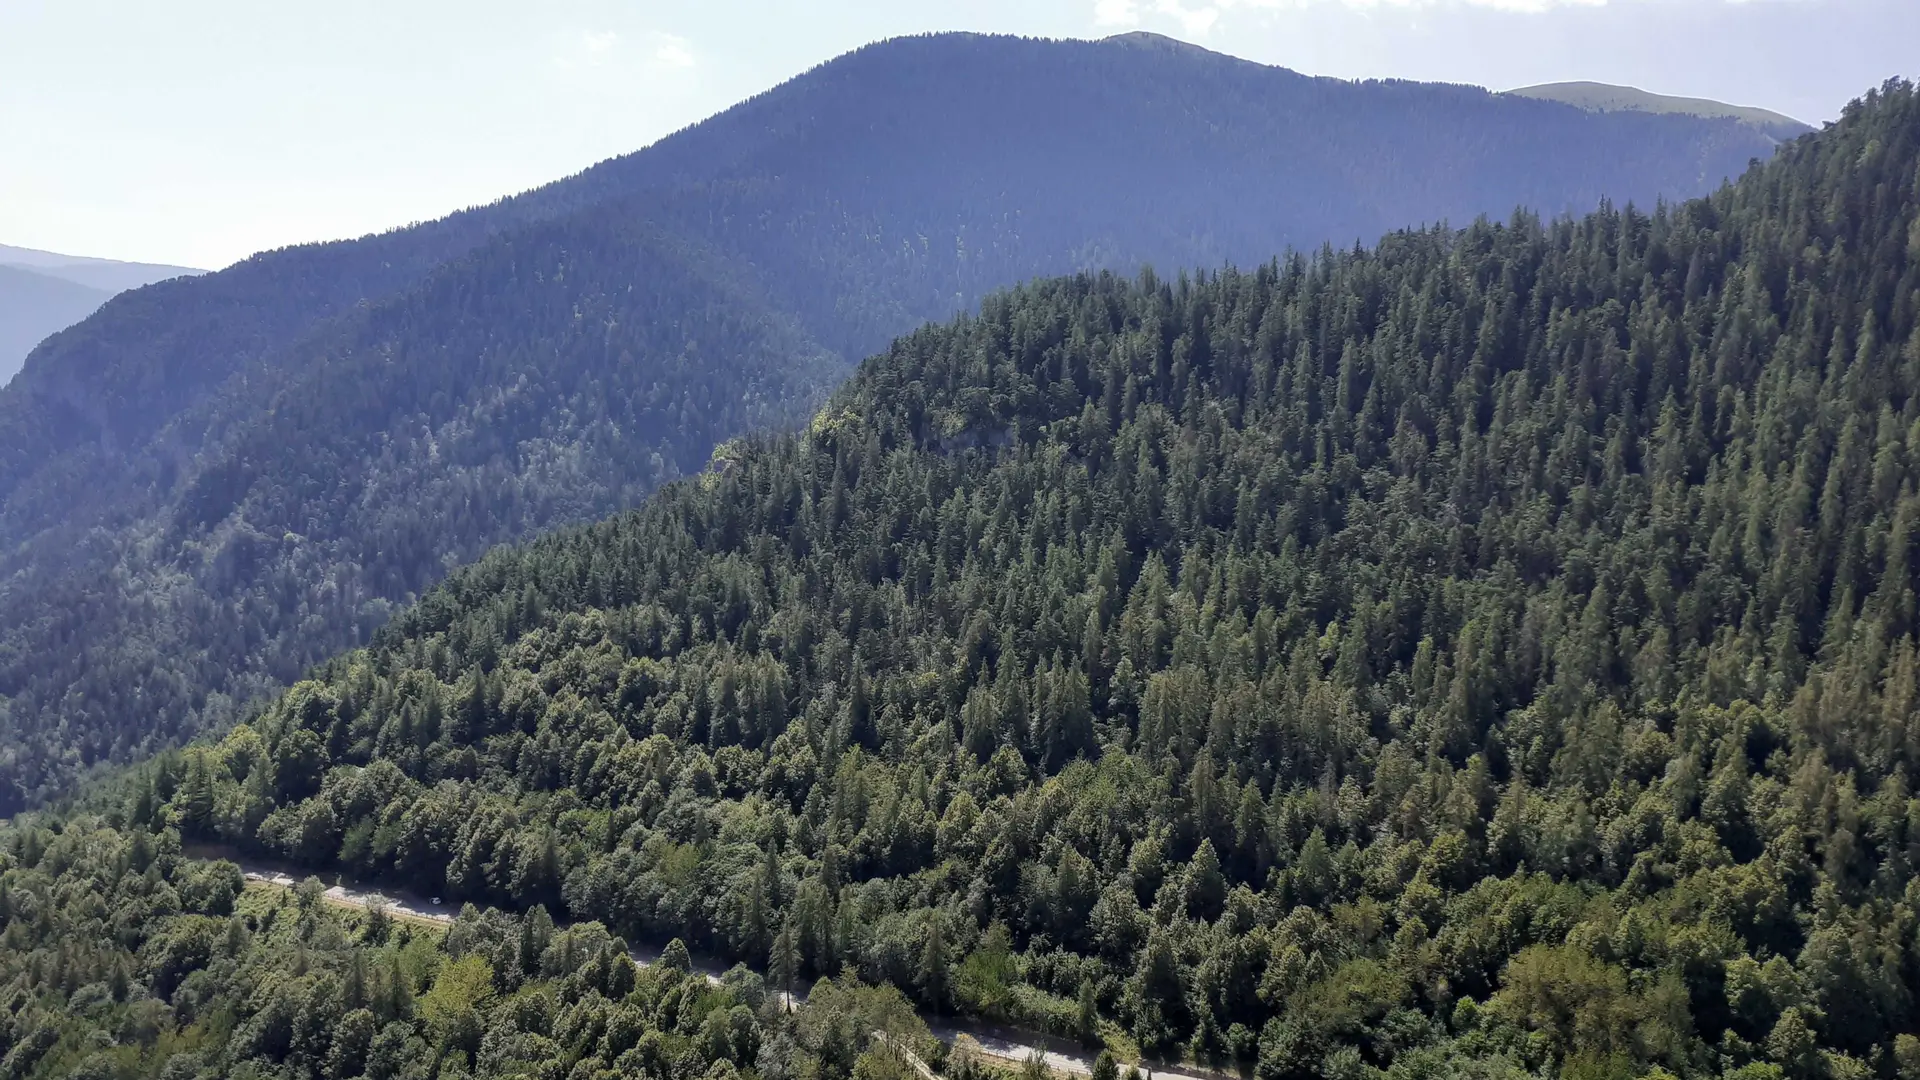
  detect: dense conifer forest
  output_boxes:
[0,32,1784,813]
[0,814,944,1080]
[82,76,1920,1080]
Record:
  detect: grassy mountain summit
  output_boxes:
[1509,81,1813,141]
[132,78,1920,1079]
[0,32,1788,813]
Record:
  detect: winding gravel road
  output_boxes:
[234,864,1221,1080]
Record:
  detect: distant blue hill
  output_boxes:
[0,244,201,384]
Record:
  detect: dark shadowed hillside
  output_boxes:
[0,32,1790,811]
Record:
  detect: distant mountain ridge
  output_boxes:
[1508,80,1813,141]
[0,31,1793,811]
[0,242,202,293]
[0,265,109,387]
[0,244,202,385]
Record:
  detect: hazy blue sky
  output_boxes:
[3,0,1913,270]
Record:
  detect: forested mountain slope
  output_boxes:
[0,815,940,1080]
[138,79,1920,1079]
[0,33,1789,812]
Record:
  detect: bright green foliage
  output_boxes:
[0,814,930,1080]
[138,79,1920,1079]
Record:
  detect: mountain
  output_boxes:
[0,32,1793,812]
[131,77,1920,1077]
[0,242,203,293]
[0,245,201,385]
[0,264,111,386]
[1508,81,1813,140]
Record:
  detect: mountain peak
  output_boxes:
[1100,30,1234,60]
[1507,80,1812,141]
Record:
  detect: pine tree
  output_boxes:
[771,920,800,1012]
[918,914,951,1014]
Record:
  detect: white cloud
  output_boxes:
[1329,0,1606,10]
[1157,0,1222,35]
[1099,0,1616,24]
[554,30,619,71]
[552,28,695,74]
[652,32,696,69]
